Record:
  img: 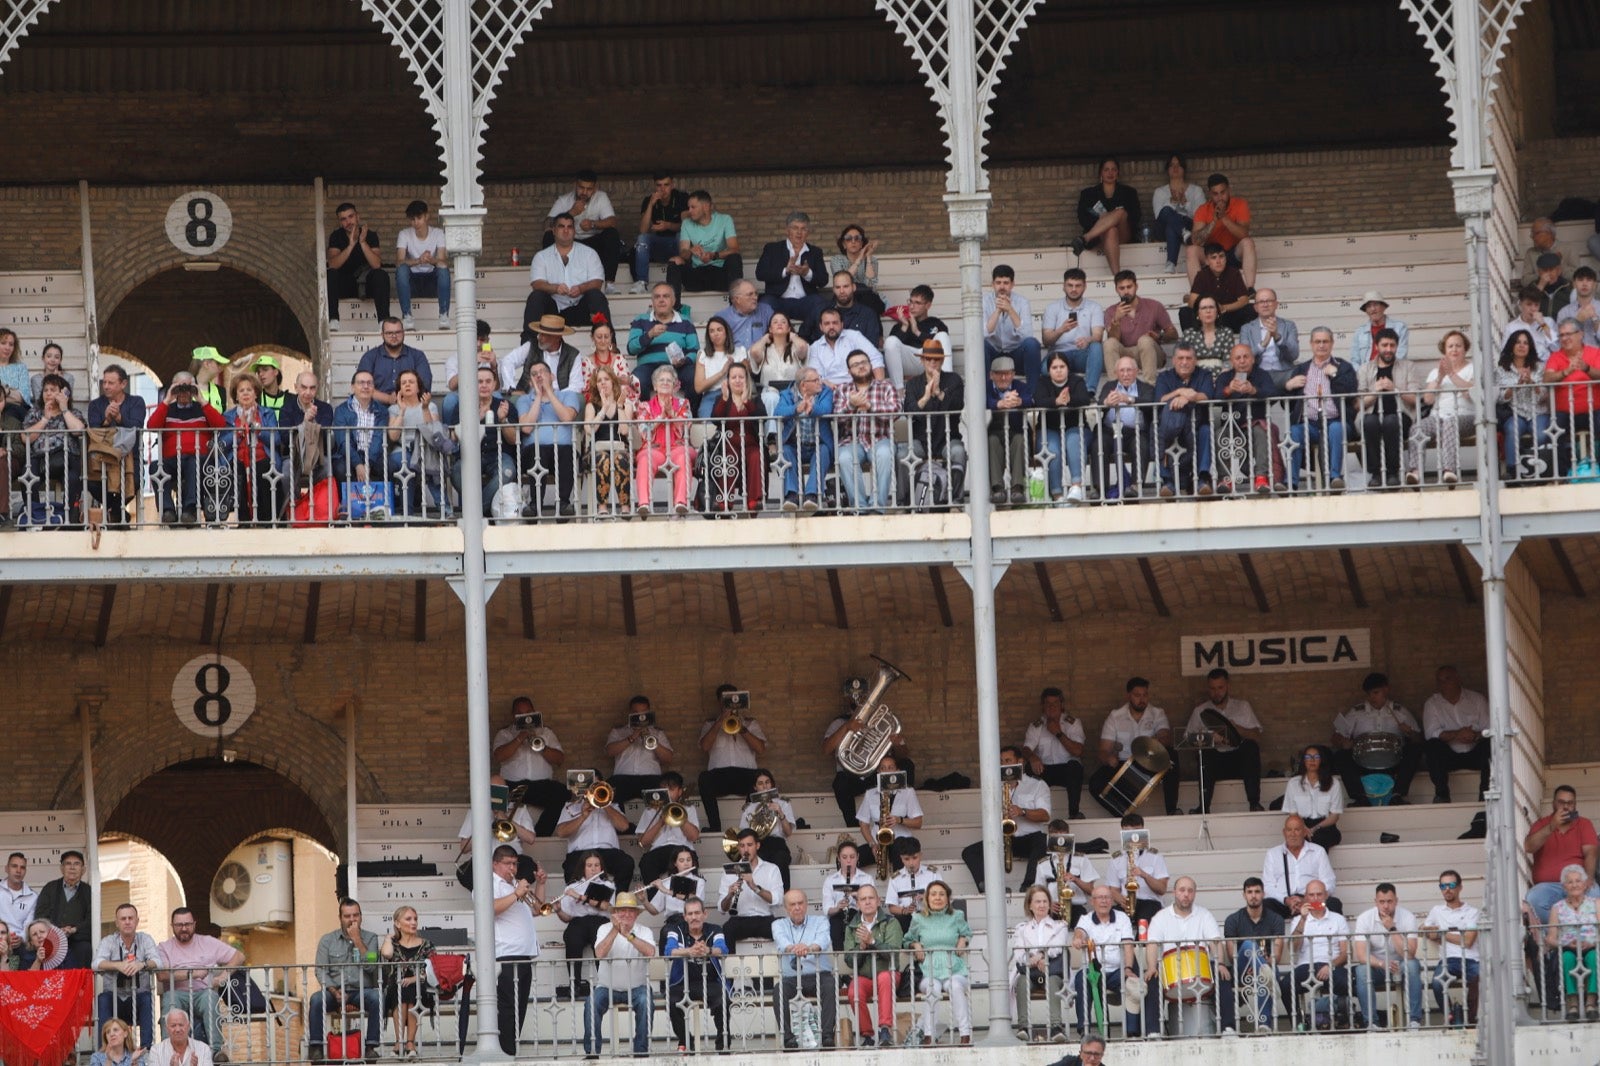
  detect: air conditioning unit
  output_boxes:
[211,840,293,930]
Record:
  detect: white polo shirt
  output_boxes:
[493,723,563,782]
[1293,908,1350,967]
[493,873,540,957]
[594,921,654,990]
[1421,689,1489,754]
[857,786,924,840]
[699,717,769,771]
[1023,715,1087,767]
[1353,905,1419,968]
[608,724,672,777]
[1101,703,1170,761]
[636,802,701,852]
[1074,910,1134,973]
[559,799,622,853]
[1425,901,1480,962]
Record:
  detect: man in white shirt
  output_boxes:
[147,1009,214,1066]
[491,697,568,836]
[1287,879,1351,1030]
[1022,687,1087,820]
[482,845,544,1056]
[523,213,611,334]
[809,308,885,385]
[543,169,622,290]
[1106,813,1169,925]
[555,775,634,887]
[962,746,1050,892]
[1088,676,1180,817]
[0,853,37,962]
[1420,665,1490,804]
[1071,885,1137,1035]
[1330,672,1423,806]
[717,830,783,949]
[856,754,924,870]
[1503,285,1560,359]
[395,199,450,330]
[1142,875,1222,1035]
[456,774,538,889]
[1421,870,1480,1024]
[1035,820,1099,926]
[604,694,675,806]
[1185,668,1266,813]
[582,892,656,1056]
[635,771,702,885]
[1041,267,1106,393]
[983,264,1042,384]
[697,684,768,832]
[1262,815,1341,918]
[1351,881,1423,1029]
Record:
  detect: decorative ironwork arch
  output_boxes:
[0,0,62,78]
[874,0,1045,192]
[1399,0,1530,166]
[358,0,552,206]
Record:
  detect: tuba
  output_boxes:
[834,655,912,777]
[748,788,780,840]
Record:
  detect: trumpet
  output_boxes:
[642,733,659,751]
[583,781,614,809]
[527,733,546,752]
[527,896,554,916]
[721,712,746,735]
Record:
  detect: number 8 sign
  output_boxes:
[172,653,256,737]
[165,191,234,256]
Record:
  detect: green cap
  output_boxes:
[251,355,282,371]
[193,346,228,364]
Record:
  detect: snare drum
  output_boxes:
[1159,945,1215,1002]
[1352,731,1404,771]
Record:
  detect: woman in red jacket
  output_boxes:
[146,371,225,526]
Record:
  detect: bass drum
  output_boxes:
[1352,731,1404,771]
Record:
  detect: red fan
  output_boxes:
[34,922,69,969]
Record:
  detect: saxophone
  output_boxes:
[1123,839,1143,919]
[1056,850,1072,915]
[1000,777,1018,874]
[877,786,895,880]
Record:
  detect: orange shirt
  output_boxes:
[1193,197,1252,252]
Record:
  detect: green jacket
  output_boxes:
[843,912,903,977]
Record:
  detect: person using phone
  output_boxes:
[1042,267,1106,393]
[1524,785,1600,920]
[1102,271,1178,385]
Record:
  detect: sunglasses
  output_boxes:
[1439,881,1460,891]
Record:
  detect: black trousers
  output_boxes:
[542,229,623,282]
[775,973,837,1048]
[698,767,759,831]
[1360,411,1411,487]
[606,774,659,808]
[639,844,687,887]
[722,915,775,950]
[1195,740,1263,808]
[494,956,533,1056]
[962,831,1045,893]
[668,972,728,1049]
[329,266,391,322]
[1332,742,1422,805]
[665,255,744,305]
[759,836,793,890]
[1087,749,1180,816]
[562,847,634,889]
[563,915,608,983]
[519,443,576,508]
[521,290,613,343]
[1423,737,1491,800]
[1036,761,1085,817]
[504,778,571,837]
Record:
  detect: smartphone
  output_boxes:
[1120,294,1135,305]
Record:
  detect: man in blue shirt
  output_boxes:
[515,363,580,517]
[663,899,729,1051]
[770,889,836,1049]
[355,319,433,405]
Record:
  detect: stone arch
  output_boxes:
[100,760,338,931]
[100,265,311,385]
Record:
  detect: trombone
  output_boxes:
[582,781,614,810]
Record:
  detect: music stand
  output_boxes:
[1176,731,1215,849]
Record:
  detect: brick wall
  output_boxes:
[5,590,1489,832]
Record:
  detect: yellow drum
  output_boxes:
[1159,946,1215,1002]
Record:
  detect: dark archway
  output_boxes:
[104,758,337,932]
[101,267,309,385]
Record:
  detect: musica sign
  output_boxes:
[1181,628,1371,676]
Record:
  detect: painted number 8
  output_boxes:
[194,662,233,726]
[186,197,217,248]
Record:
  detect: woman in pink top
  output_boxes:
[634,365,696,516]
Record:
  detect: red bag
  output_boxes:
[289,478,340,527]
[431,953,468,1000]
[327,1031,363,1061]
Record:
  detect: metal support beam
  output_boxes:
[199,583,220,644]
[722,572,743,634]
[1033,562,1062,623]
[345,697,358,907]
[92,584,115,648]
[620,574,638,637]
[303,581,322,644]
[1446,542,1479,604]
[413,579,428,643]
[79,179,100,384]
[1237,554,1269,613]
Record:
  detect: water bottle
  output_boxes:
[1139,224,1150,244]
[797,1000,821,1049]
[1027,465,1047,503]
[510,247,520,267]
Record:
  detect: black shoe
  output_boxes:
[1249,803,1266,812]
[1070,809,1086,819]
[1433,792,1451,804]
[181,509,199,526]
[559,502,576,518]
[1189,805,1205,815]
[364,1046,380,1063]
[1068,236,1087,257]
[161,509,179,525]
[1167,807,1182,816]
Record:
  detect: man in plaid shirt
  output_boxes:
[834,350,901,512]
